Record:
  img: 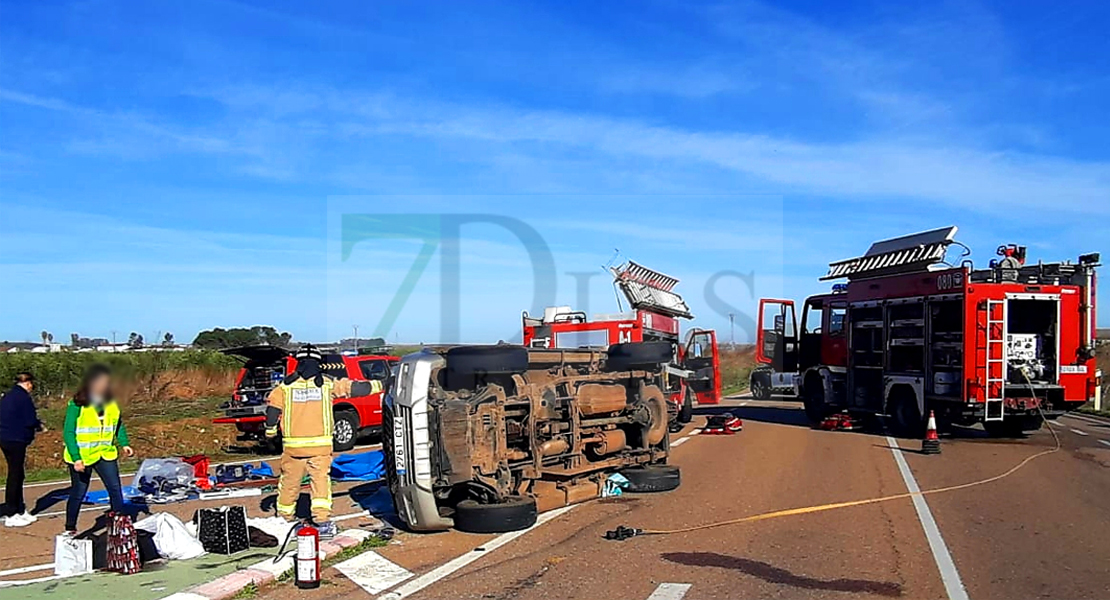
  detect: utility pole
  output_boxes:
[111,330,117,345]
[728,313,736,347]
[352,325,359,351]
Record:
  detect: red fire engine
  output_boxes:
[522,261,722,424]
[753,226,1100,437]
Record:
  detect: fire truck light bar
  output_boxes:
[822,226,958,281]
[611,261,693,319]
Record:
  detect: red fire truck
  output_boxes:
[522,261,722,424]
[754,226,1100,437]
[214,346,397,451]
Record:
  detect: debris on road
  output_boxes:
[701,413,743,435]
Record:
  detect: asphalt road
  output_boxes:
[264,399,1110,600]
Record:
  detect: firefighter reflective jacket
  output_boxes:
[63,402,121,464]
[266,377,383,455]
[278,378,336,451]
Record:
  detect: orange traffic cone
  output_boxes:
[922,410,941,455]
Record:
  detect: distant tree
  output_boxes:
[71,333,80,347]
[162,332,175,346]
[128,332,144,348]
[192,326,293,349]
[40,330,50,346]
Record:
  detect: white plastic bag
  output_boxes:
[133,458,195,488]
[134,513,206,560]
[54,535,93,576]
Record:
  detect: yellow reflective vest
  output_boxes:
[279,378,335,450]
[64,403,121,464]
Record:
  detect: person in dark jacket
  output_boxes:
[1,372,44,526]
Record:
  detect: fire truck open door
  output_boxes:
[683,329,722,405]
[757,299,799,373]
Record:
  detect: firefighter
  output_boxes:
[264,345,382,539]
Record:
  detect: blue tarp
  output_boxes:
[330,450,385,482]
[85,485,144,505]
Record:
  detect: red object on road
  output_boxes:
[702,413,743,435]
[818,412,861,431]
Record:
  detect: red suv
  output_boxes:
[213,346,397,451]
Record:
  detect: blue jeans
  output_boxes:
[66,458,124,531]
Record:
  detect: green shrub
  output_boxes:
[0,350,239,400]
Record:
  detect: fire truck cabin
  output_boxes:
[756,226,1099,437]
[523,261,722,423]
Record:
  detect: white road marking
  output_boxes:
[887,436,969,600]
[380,505,577,600]
[0,574,69,588]
[1062,413,1110,427]
[671,437,689,447]
[335,549,414,595]
[0,563,52,577]
[1098,440,1110,448]
[646,583,692,600]
[1071,428,1089,436]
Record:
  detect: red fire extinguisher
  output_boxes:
[295,524,321,589]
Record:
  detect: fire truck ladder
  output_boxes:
[984,299,1007,422]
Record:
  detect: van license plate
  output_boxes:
[393,416,406,475]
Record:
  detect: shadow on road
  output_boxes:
[661,552,903,597]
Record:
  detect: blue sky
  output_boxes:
[1,0,1108,344]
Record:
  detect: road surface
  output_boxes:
[258,399,1110,600]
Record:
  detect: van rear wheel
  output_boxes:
[453,496,538,534]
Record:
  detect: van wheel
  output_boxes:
[678,389,694,424]
[445,346,528,390]
[332,410,359,452]
[453,496,538,534]
[621,465,681,493]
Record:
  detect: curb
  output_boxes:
[160,529,373,600]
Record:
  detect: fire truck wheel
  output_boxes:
[332,410,360,452]
[802,382,828,423]
[453,496,538,534]
[621,465,681,493]
[889,393,925,439]
[751,380,771,400]
[606,342,674,372]
[678,389,694,424]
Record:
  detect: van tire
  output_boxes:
[332,410,360,452]
[445,346,529,390]
[453,496,538,534]
[607,342,673,372]
[621,465,681,493]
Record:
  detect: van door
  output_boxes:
[757,299,799,373]
[683,329,722,405]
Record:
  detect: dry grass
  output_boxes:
[3,367,238,479]
[718,344,758,396]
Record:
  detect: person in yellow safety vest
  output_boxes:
[264,345,382,539]
[63,364,134,534]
